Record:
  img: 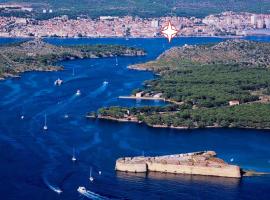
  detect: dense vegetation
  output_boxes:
[0,39,145,79]
[94,40,270,129]
[1,0,270,19]
[96,103,270,129]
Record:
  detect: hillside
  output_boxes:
[0,39,146,79]
[0,0,269,18]
[93,40,270,129]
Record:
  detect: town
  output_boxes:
[1,11,270,38]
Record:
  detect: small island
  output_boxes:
[0,39,146,80]
[89,40,270,129]
[115,151,241,178]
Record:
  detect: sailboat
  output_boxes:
[43,114,48,130]
[72,67,75,76]
[115,56,118,66]
[89,167,94,182]
[72,147,76,162]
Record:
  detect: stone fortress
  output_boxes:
[115,151,241,178]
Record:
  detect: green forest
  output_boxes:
[94,40,270,129]
[1,0,270,19]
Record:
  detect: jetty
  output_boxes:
[115,151,241,178]
[118,95,165,101]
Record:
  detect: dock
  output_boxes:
[118,95,165,101]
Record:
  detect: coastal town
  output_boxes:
[1,11,270,38]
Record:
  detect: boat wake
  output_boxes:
[88,82,108,98]
[43,176,63,194]
[78,187,110,200]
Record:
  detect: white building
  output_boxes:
[265,18,270,29]
[251,15,257,25]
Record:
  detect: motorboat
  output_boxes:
[77,186,86,194]
[54,78,63,86]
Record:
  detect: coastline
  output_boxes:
[87,114,270,131]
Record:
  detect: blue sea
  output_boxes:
[0,36,270,200]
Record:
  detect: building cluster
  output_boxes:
[1,12,270,38]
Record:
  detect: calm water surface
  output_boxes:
[0,37,270,200]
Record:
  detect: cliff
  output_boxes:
[115,151,241,178]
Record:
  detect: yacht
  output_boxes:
[77,186,86,194]
[43,114,48,130]
[75,89,81,96]
[54,78,63,86]
[89,167,94,182]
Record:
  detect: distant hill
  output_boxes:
[0,0,270,18]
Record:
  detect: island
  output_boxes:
[89,39,270,129]
[0,39,146,80]
[115,151,241,178]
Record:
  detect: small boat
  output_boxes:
[64,114,69,119]
[55,189,63,194]
[98,171,102,175]
[75,89,81,96]
[54,78,63,86]
[43,114,48,130]
[20,115,24,120]
[77,186,86,194]
[230,158,234,162]
[89,167,94,182]
[103,81,108,85]
[72,147,76,162]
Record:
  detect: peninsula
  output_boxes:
[115,151,241,178]
[0,39,146,79]
[90,39,270,130]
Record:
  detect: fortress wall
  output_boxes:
[115,161,147,173]
[146,162,241,178]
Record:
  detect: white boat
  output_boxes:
[98,171,102,175]
[72,147,76,162]
[64,114,69,119]
[89,167,94,182]
[77,186,86,194]
[43,114,48,130]
[103,81,108,85]
[54,78,63,86]
[75,89,81,96]
[55,189,63,194]
[20,115,24,120]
